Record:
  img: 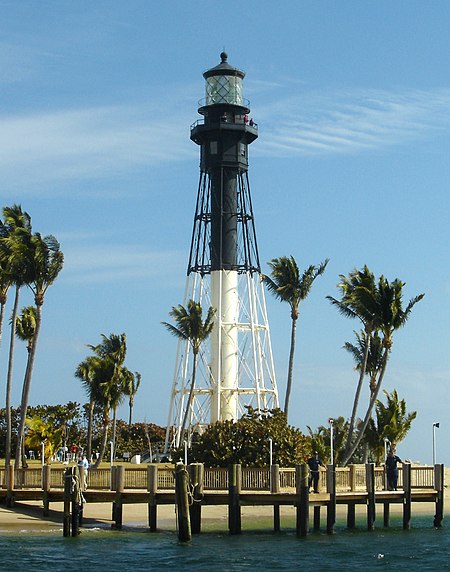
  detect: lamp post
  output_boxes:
[432,422,440,465]
[328,418,334,465]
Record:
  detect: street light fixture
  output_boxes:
[432,422,440,465]
[328,418,335,465]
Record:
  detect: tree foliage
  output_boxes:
[184,408,311,467]
[364,389,417,464]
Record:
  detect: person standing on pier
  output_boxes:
[307,451,324,493]
[386,449,402,491]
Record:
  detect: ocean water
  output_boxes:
[0,515,446,571]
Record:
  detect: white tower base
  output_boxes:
[164,270,279,451]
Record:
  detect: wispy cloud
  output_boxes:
[2,85,450,194]
[61,243,186,285]
[256,87,450,156]
[0,102,195,192]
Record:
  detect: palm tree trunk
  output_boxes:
[284,317,297,418]
[112,406,117,458]
[5,287,20,468]
[129,398,133,426]
[15,304,42,469]
[0,301,5,343]
[341,347,390,466]
[180,352,198,441]
[343,333,370,454]
[93,415,110,468]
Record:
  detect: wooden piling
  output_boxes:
[347,503,356,529]
[402,462,412,530]
[326,464,336,534]
[113,465,125,530]
[175,463,191,542]
[228,464,242,535]
[71,466,82,536]
[270,464,280,532]
[147,464,158,532]
[42,464,51,516]
[313,506,321,531]
[188,463,204,534]
[296,464,309,537]
[6,464,14,508]
[63,467,72,537]
[366,463,376,531]
[434,463,444,528]
[111,465,117,521]
[383,502,390,527]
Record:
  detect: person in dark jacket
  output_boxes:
[385,449,402,490]
[307,451,324,493]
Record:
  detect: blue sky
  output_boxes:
[1,1,449,464]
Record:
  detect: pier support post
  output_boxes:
[434,463,444,528]
[188,463,204,534]
[42,464,51,516]
[366,463,376,531]
[111,465,117,521]
[326,464,336,534]
[347,503,356,529]
[296,464,309,537]
[383,502,390,527]
[63,467,71,537]
[71,466,82,537]
[147,464,158,532]
[6,464,14,508]
[228,464,242,535]
[113,465,125,530]
[402,462,412,530]
[270,464,280,532]
[313,506,321,531]
[175,463,192,542]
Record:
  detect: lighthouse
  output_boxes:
[165,53,279,450]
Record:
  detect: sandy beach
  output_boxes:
[1,468,447,533]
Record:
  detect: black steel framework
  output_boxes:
[187,168,260,276]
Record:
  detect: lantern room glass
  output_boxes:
[206,75,243,105]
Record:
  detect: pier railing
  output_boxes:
[0,463,438,492]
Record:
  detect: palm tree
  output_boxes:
[123,370,141,426]
[86,333,128,467]
[25,415,64,465]
[75,356,102,462]
[14,233,64,468]
[340,275,424,466]
[1,205,33,469]
[264,256,329,418]
[162,299,216,444]
[14,306,37,468]
[327,265,377,454]
[344,331,384,397]
[364,389,417,464]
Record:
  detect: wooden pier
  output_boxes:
[0,462,444,538]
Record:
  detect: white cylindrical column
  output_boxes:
[210,269,239,422]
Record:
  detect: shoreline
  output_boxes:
[0,497,442,534]
[1,467,446,534]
